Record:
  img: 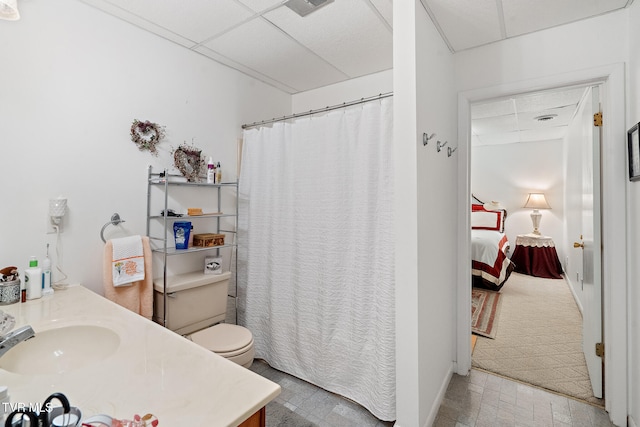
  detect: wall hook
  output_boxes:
[437,140,448,152]
[447,146,458,157]
[422,132,435,146]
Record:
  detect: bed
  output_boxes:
[471,200,514,291]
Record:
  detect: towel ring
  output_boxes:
[100,213,125,243]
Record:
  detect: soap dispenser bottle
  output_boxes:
[216,162,222,184]
[25,256,42,300]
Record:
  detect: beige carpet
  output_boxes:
[472,272,603,406]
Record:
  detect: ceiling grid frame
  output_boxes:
[79,0,632,94]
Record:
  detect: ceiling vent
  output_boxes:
[284,0,334,17]
[534,114,558,122]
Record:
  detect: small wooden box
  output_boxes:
[193,233,225,247]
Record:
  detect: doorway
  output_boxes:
[454,64,628,425]
[468,84,602,403]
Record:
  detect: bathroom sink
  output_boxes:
[0,325,120,375]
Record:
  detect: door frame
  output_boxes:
[455,63,627,425]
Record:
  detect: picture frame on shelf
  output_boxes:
[628,122,640,182]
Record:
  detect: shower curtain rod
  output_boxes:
[241,91,393,130]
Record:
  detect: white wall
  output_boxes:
[394,1,457,426]
[393,3,420,424]
[0,0,291,295]
[627,1,640,426]
[455,10,629,93]
[292,69,392,112]
[415,3,458,424]
[472,140,565,263]
[455,9,629,426]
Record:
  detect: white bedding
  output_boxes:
[471,229,509,265]
[471,229,513,291]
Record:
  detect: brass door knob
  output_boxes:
[573,242,584,248]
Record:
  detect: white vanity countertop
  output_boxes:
[0,286,280,426]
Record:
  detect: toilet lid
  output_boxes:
[191,324,253,353]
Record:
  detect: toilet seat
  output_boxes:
[190,324,255,368]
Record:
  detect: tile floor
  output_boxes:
[250,359,615,427]
[434,369,615,427]
[249,359,393,427]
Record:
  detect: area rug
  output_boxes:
[471,288,502,338]
[472,272,604,406]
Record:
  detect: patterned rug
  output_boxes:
[471,288,502,339]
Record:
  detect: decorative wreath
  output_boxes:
[130,119,165,156]
[172,142,205,182]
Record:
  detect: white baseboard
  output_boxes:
[424,365,454,427]
[564,275,583,315]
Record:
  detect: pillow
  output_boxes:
[471,204,505,232]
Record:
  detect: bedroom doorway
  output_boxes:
[456,64,627,425]
[468,83,604,403]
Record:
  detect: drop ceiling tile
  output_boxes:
[235,0,283,14]
[369,0,393,28]
[472,114,519,135]
[502,0,629,37]
[514,87,586,113]
[472,99,515,120]
[202,17,347,92]
[517,105,576,130]
[422,0,503,51]
[193,45,299,94]
[101,0,253,43]
[78,0,197,47]
[263,1,392,78]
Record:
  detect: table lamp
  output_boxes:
[523,193,550,235]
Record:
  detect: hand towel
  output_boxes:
[111,235,144,287]
[103,236,153,320]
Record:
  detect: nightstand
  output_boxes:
[510,233,563,279]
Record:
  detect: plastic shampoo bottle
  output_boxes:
[25,256,42,300]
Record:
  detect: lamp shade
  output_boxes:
[0,0,19,20]
[523,193,550,210]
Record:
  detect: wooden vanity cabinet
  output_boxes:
[238,407,265,427]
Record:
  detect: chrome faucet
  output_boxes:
[0,325,35,358]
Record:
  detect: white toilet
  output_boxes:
[153,271,255,368]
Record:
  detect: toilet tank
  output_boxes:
[153,271,231,336]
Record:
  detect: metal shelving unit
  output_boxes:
[146,166,238,328]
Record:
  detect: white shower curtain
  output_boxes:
[237,97,395,421]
